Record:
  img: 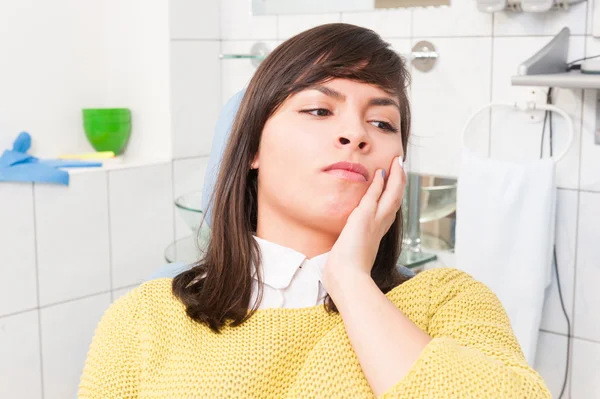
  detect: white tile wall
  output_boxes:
[35,172,111,306]
[1,161,178,399]
[574,191,600,342]
[0,183,37,316]
[170,0,219,39]
[220,0,277,40]
[40,293,111,399]
[0,310,42,399]
[108,163,174,289]
[170,40,222,159]
[493,2,588,36]
[220,40,279,105]
[0,0,106,159]
[341,9,411,38]
[173,157,210,239]
[277,13,342,40]
[580,37,600,192]
[412,0,492,37]
[534,331,571,399]
[410,37,492,178]
[587,0,594,36]
[571,337,600,399]
[580,88,600,192]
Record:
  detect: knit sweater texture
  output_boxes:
[78,268,550,398]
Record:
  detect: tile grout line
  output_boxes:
[407,7,414,170]
[107,172,114,302]
[567,34,589,399]
[170,37,221,42]
[214,33,593,43]
[0,285,143,320]
[171,161,177,261]
[402,34,587,39]
[42,290,113,311]
[207,34,587,42]
[488,14,495,158]
[31,183,45,399]
[540,329,600,345]
[557,187,600,193]
[0,307,38,320]
[218,0,222,40]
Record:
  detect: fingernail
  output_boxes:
[398,157,404,168]
[381,169,386,179]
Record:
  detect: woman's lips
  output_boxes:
[323,162,369,182]
[325,169,368,182]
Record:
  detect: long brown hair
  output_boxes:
[173,23,412,332]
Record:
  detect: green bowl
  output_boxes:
[83,108,131,117]
[82,108,131,154]
[85,113,131,121]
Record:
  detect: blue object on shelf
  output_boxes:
[0,132,102,186]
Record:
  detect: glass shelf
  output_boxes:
[165,235,206,265]
[220,54,266,60]
[397,249,437,269]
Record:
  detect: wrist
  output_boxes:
[324,268,373,304]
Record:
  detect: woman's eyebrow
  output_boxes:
[368,97,401,111]
[307,85,400,111]
[309,85,346,101]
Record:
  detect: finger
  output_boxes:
[358,168,385,210]
[376,157,406,220]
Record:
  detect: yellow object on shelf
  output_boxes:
[58,151,115,160]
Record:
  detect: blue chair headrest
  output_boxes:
[201,89,246,227]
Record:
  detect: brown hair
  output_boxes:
[173,23,412,332]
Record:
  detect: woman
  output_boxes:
[78,23,550,398]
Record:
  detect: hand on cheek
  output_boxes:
[323,156,406,290]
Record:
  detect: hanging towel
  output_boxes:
[455,147,556,365]
[0,132,102,185]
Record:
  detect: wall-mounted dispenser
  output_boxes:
[511,27,600,145]
[476,0,585,12]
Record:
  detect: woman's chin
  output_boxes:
[320,203,356,226]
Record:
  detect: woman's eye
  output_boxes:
[370,120,399,133]
[302,108,332,117]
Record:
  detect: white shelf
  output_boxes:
[511,71,600,89]
[67,156,172,174]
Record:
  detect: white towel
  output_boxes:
[455,147,556,365]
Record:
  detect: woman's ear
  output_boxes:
[250,155,259,170]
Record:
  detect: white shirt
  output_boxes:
[250,236,330,309]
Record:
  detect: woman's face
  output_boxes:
[253,78,405,235]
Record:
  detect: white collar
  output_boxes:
[252,235,329,289]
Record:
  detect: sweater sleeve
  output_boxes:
[77,287,143,399]
[379,268,551,399]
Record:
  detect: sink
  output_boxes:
[420,178,457,223]
[166,191,210,263]
[398,173,457,270]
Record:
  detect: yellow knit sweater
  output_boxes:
[78,268,550,398]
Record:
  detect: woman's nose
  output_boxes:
[337,129,370,151]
